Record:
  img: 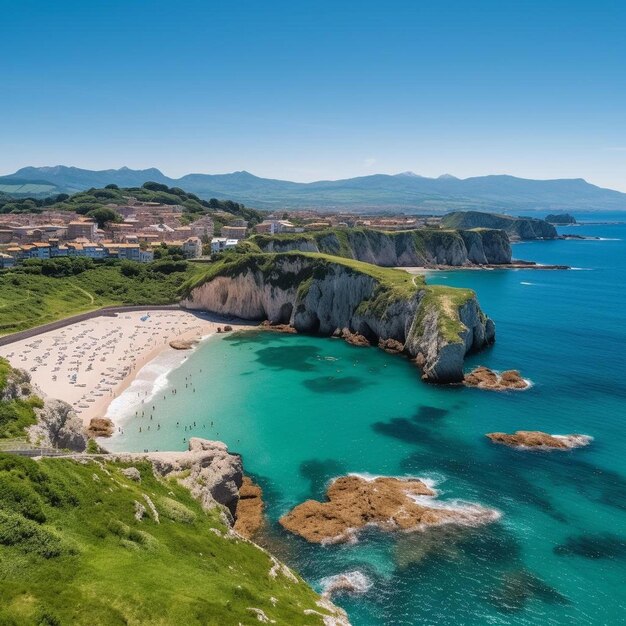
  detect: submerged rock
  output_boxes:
[486,431,592,450]
[279,475,499,544]
[234,476,265,538]
[464,366,529,390]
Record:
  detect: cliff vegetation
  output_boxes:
[0,453,340,625]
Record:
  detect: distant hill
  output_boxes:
[2,165,626,212]
[441,211,557,240]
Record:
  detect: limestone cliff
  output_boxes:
[251,227,511,266]
[182,253,495,383]
[441,211,557,240]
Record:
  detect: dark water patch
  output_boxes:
[303,376,370,394]
[486,569,569,613]
[553,532,626,560]
[393,522,519,571]
[415,405,449,422]
[253,345,321,371]
[299,458,348,499]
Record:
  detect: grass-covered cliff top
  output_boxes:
[0,258,206,335]
[183,250,421,295]
[184,251,476,343]
[250,226,486,252]
[0,453,336,625]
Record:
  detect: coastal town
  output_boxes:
[0,196,443,268]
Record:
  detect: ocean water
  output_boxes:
[107,213,626,625]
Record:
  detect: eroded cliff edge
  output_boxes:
[181,253,495,383]
[250,227,512,266]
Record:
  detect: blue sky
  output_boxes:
[2,0,625,190]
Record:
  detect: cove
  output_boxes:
[107,214,626,625]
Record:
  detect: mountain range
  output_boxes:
[1,165,625,212]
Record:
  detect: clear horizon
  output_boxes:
[3,1,625,191]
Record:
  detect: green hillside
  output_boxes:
[0,452,336,625]
[0,181,263,226]
[0,258,206,335]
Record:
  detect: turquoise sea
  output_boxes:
[108,213,626,625]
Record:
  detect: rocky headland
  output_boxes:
[441,211,558,240]
[464,366,529,390]
[486,431,592,450]
[278,475,500,544]
[182,252,495,383]
[251,227,512,267]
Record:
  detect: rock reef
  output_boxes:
[169,338,198,350]
[279,475,500,544]
[464,366,529,390]
[182,253,495,383]
[486,431,592,450]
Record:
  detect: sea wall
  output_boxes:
[251,228,512,266]
[182,254,495,383]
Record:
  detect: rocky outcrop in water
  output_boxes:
[182,253,495,383]
[252,227,512,266]
[279,475,500,544]
[441,211,558,240]
[486,431,592,450]
[464,366,529,390]
[233,476,265,538]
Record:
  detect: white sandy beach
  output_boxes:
[0,311,253,426]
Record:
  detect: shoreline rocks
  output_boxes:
[169,338,198,350]
[464,366,529,390]
[279,475,500,544]
[487,431,592,450]
[87,417,115,438]
[320,571,373,599]
[233,476,265,538]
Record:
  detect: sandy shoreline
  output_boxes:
[0,310,254,426]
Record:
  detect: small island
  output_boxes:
[546,213,577,225]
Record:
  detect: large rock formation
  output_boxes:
[279,475,500,544]
[233,476,264,538]
[182,253,495,383]
[486,431,592,450]
[111,438,244,519]
[28,398,87,452]
[251,227,512,266]
[441,211,557,240]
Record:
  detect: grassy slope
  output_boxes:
[0,454,335,626]
[0,264,206,335]
[0,358,41,439]
[185,251,476,344]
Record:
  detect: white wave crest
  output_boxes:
[320,571,373,597]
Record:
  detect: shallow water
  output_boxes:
[108,213,626,625]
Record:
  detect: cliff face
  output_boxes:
[252,227,511,266]
[441,211,558,240]
[182,253,495,383]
